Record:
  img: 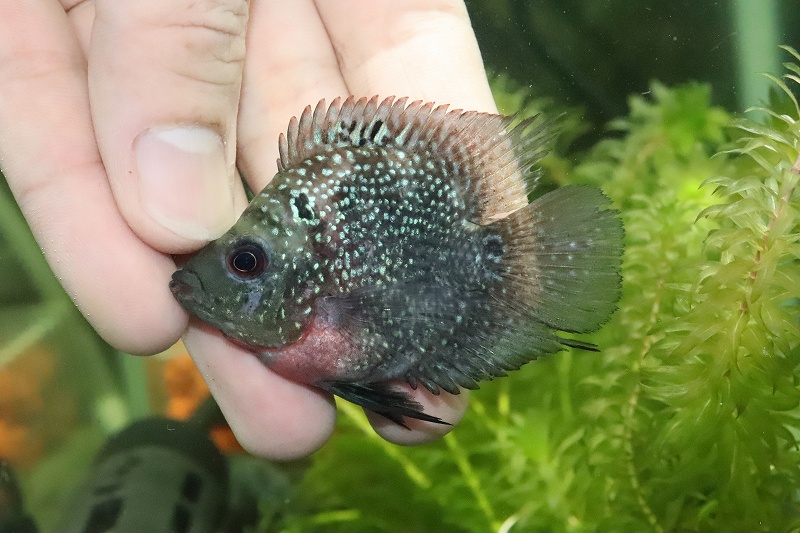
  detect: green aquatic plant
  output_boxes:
[272,51,800,533]
[629,51,800,530]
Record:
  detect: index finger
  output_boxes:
[314,0,497,112]
[0,0,186,354]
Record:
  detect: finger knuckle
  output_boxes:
[111,0,248,87]
[171,0,248,81]
[179,0,248,57]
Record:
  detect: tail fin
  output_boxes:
[492,184,623,334]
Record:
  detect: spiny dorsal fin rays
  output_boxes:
[276,96,556,223]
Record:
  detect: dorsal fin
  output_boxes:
[277,96,555,222]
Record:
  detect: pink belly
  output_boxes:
[256,320,359,386]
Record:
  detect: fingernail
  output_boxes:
[135,127,236,241]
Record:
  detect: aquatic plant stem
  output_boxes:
[118,350,150,419]
[443,431,499,531]
[623,267,667,533]
[0,177,100,393]
[306,510,362,526]
[0,180,65,303]
[338,402,432,489]
[742,168,798,322]
[557,352,573,419]
[0,301,69,366]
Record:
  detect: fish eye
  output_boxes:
[227,242,268,279]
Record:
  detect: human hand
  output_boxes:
[0,0,498,459]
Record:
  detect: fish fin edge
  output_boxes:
[491,183,624,334]
[277,95,557,222]
[327,381,449,427]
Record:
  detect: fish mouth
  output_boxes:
[169,269,238,335]
[169,269,204,305]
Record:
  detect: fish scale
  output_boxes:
[170,95,623,425]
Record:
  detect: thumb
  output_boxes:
[89,0,250,253]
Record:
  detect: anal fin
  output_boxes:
[327,381,449,427]
[559,338,600,352]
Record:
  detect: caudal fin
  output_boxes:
[493,184,623,335]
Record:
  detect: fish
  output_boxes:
[170,96,623,426]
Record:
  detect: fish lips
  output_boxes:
[169,268,227,329]
[169,268,203,303]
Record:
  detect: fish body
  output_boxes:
[170,96,623,424]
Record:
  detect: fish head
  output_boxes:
[170,191,312,349]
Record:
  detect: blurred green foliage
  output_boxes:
[268,50,800,533]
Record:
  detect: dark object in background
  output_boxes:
[466,0,799,141]
[60,418,229,533]
[0,460,38,533]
